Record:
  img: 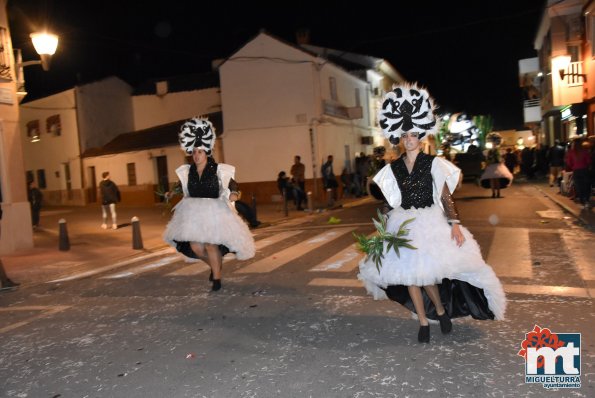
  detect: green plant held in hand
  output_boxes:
[353,209,417,273]
[155,183,183,215]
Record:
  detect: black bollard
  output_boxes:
[251,193,257,221]
[58,218,70,251]
[131,216,144,250]
[326,188,334,208]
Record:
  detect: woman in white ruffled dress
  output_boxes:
[358,83,506,343]
[163,118,255,291]
[479,132,513,198]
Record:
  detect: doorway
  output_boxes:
[156,156,169,202]
[88,166,97,203]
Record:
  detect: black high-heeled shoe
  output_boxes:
[211,279,222,291]
[437,312,452,334]
[418,325,430,343]
[209,271,213,282]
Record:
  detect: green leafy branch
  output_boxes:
[155,183,183,215]
[353,209,417,273]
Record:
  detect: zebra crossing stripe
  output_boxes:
[561,233,595,282]
[102,255,180,279]
[310,233,372,272]
[308,278,362,287]
[236,227,357,274]
[503,284,589,298]
[47,247,176,283]
[166,230,304,276]
[486,227,532,278]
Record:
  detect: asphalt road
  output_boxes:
[1,182,593,398]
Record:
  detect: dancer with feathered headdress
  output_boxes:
[358,83,506,343]
[163,117,255,291]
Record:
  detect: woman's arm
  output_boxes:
[228,178,239,201]
[440,183,465,247]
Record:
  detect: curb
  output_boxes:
[533,185,594,230]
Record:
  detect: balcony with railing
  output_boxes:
[559,61,585,87]
[523,98,541,123]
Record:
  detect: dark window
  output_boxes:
[127,163,137,186]
[36,169,46,189]
[26,120,40,142]
[26,170,34,184]
[329,77,337,101]
[46,114,61,136]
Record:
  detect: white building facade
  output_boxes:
[219,32,402,202]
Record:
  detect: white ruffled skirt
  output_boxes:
[163,197,255,260]
[357,205,506,320]
[479,163,513,189]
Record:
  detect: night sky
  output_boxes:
[8,0,545,130]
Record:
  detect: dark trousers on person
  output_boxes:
[31,206,41,227]
[235,200,260,228]
[573,168,591,205]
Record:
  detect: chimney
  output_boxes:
[296,28,310,45]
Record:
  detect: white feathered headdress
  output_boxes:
[378,82,438,144]
[178,117,216,155]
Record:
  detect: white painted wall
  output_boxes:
[83,146,186,187]
[76,76,134,151]
[220,32,373,183]
[132,88,221,130]
[20,89,82,191]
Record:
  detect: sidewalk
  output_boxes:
[1,196,371,289]
[528,178,595,230]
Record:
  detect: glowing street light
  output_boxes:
[20,31,59,71]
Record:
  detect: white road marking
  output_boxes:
[310,233,372,272]
[103,255,180,279]
[167,230,304,276]
[307,279,591,298]
[487,227,532,278]
[308,278,362,287]
[503,284,590,298]
[0,305,71,334]
[236,227,356,274]
[561,232,595,282]
[47,248,176,283]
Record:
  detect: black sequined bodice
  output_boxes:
[187,161,219,198]
[391,152,434,209]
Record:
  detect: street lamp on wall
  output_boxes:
[19,32,59,71]
[11,31,59,100]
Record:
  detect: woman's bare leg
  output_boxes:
[189,242,208,262]
[408,285,428,326]
[424,284,452,334]
[423,284,445,316]
[205,244,222,280]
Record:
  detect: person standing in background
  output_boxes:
[321,155,338,201]
[290,155,306,210]
[566,138,592,209]
[99,172,120,230]
[28,181,43,229]
[504,148,518,175]
[547,139,565,187]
